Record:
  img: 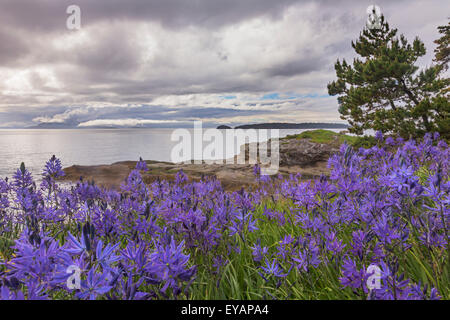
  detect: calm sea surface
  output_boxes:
[0,128,343,179]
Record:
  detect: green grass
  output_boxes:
[185,194,449,300]
[285,129,356,144]
[284,129,376,148]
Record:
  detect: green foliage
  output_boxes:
[434,20,450,72]
[296,129,353,144]
[328,16,449,139]
[415,165,432,185]
[284,129,376,148]
[350,135,377,149]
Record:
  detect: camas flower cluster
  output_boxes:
[0,133,448,300]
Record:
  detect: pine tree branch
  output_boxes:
[388,98,397,111]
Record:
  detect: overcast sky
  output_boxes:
[0,0,448,128]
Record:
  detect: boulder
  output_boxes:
[279,138,338,166]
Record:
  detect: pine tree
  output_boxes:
[432,20,450,139]
[434,20,449,72]
[328,16,447,138]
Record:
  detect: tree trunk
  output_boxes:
[400,79,432,131]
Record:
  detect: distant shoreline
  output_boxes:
[219,122,348,130]
[9,122,348,130]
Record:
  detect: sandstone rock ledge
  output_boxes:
[60,137,339,191]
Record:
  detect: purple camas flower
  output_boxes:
[65,232,89,256]
[250,241,268,262]
[372,213,402,245]
[12,162,33,190]
[276,235,294,259]
[325,232,346,255]
[292,246,321,273]
[339,257,366,290]
[147,237,196,293]
[1,286,25,300]
[229,210,258,237]
[0,179,11,210]
[0,132,448,300]
[95,240,120,271]
[175,170,188,184]
[43,155,65,179]
[4,228,69,297]
[375,131,383,141]
[253,164,261,177]
[406,282,441,300]
[135,157,149,172]
[385,136,395,146]
[77,267,112,300]
[260,258,288,278]
[120,241,148,274]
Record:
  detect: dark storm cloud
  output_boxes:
[170,107,272,119]
[0,28,29,65]
[0,0,299,32]
[264,55,326,77]
[0,0,413,32]
[0,0,447,127]
[74,30,142,74]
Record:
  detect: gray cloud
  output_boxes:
[0,28,29,65]
[0,0,300,32]
[264,55,326,77]
[0,0,447,127]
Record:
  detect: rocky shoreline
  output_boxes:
[60,132,343,190]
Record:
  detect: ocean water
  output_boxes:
[0,128,344,179]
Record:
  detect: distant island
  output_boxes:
[216,123,348,129]
[28,122,79,129]
[26,122,348,130]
